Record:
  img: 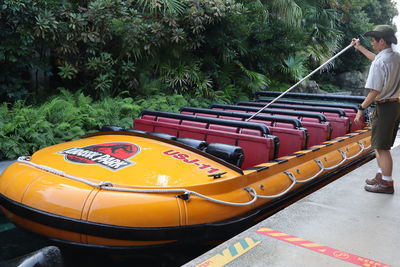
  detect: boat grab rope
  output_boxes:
[16,141,370,206]
[16,156,257,207]
[253,141,370,199]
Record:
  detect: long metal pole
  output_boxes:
[245,43,354,121]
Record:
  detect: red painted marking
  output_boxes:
[197,260,213,267]
[257,228,392,267]
[163,150,221,173]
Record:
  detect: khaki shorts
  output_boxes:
[371,102,400,150]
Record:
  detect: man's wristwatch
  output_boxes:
[357,104,365,111]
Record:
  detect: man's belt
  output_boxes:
[374,97,400,104]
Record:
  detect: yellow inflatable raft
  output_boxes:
[0,92,373,249]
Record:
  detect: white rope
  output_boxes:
[17,156,257,207]
[245,43,354,121]
[295,159,325,183]
[18,156,101,188]
[253,171,297,199]
[254,140,370,198]
[16,141,369,206]
[323,149,347,170]
[346,142,365,160]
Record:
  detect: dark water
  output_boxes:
[0,213,213,267]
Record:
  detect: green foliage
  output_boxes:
[329,0,397,74]
[234,61,270,92]
[1,0,398,160]
[267,80,291,92]
[137,0,186,15]
[319,82,341,93]
[0,90,230,160]
[268,0,302,28]
[160,60,202,93]
[3,0,394,102]
[58,62,78,80]
[363,0,398,25]
[0,0,53,100]
[280,54,308,81]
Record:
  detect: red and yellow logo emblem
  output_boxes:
[57,142,140,171]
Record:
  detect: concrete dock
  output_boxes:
[184,146,400,267]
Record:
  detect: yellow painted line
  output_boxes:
[196,237,261,267]
[268,232,288,237]
[257,228,392,267]
[279,156,297,160]
[258,227,272,232]
[301,242,324,248]
[284,237,305,242]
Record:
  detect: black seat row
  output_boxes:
[100,126,245,168]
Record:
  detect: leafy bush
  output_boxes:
[267,80,291,92]
[0,90,231,160]
[3,0,395,103]
[1,0,398,160]
[319,83,341,93]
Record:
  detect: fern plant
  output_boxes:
[0,89,237,160]
[136,0,186,15]
[280,54,308,81]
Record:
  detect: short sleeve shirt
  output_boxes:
[365,48,400,101]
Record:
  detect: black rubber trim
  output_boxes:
[255,97,358,112]
[48,237,179,251]
[179,107,303,129]
[286,153,306,157]
[210,104,327,122]
[237,101,346,117]
[323,142,334,146]
[306,147,321,151]
[270,159,289,164]
[300,127,310,149]
[0,151,374,249]
[331,138,346,142]
[245,166,268,171]
[267,135,280,159]
[140,110,271,135]
[256,166,270,172]
[255,91,364,103]
[0,193,258,241]
[0,194,85,234]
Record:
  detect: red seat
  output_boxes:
[257,101,365,132]
[181,109,308,156]
[209,124,238,133]
[133,118,276,168]
[181,120,207,128]
[211,106,331,147]
[239,129,262,136]
[158,117,180,124]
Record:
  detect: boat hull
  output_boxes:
[0,129,373,249]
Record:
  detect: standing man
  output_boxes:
[352,25,400,194]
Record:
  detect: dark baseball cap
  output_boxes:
[364,25,397,44]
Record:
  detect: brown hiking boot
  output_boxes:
[365,173,382,185]
[364,179,394,194]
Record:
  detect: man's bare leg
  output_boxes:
[365,149,394,194]
[376,149,393,179]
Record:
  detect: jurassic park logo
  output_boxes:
[57,142,140,171]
